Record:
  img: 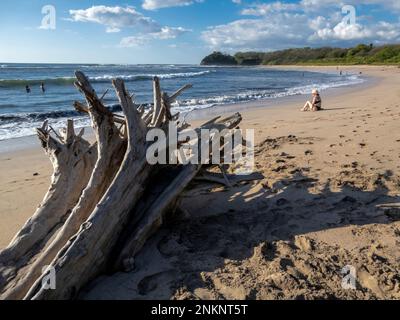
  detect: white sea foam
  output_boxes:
[0,72,365,141]
[90,70,214,81]
[171,75,365,112]
[0,70,214,87]
[0,116,91,141]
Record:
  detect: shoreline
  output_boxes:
[0,65,392,248]
[186,70,374,122]
[0,65,373,154]
[84,65,400,300]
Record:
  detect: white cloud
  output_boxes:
[202,13,309,51]
[241,2,299,16]
[300,0,400,12]
[120,27,191,47]
[69,5,191,46]
[311,21,373,41]
[142,0,203,10]
[69,6,159,33]
[202,1,400,51]
[318,22,400,42]
[375,21,400,40]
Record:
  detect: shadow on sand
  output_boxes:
[82,165,400,300]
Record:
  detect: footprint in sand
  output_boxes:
[304,150,313,156]
[137,271,178,296]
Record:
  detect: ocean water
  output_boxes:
[0,64,364,141]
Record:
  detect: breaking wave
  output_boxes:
[0,71,214,87]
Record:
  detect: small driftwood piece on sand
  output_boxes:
[0,71,251,300]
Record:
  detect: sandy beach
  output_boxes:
[1,65,399,299]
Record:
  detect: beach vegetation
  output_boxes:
[200,51,238,65]
[202,44,400,65]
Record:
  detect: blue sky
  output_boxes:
[0,0,399,64]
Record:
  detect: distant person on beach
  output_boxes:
[301,89,322,112]
[25,85,31,93]
[40,82,45,93]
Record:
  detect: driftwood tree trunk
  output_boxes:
[0,121,97,295]
[1,72,127,300]
[0,70,248,300]
[113,113,242,272]
[26,79,153,300]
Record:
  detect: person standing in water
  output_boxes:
[25,85,31,93]
[40,82,46,93]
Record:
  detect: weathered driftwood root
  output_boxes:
[1,70,251,300]
[28,90,241,300]
[0,121,97,294]
[113,113,243,272]
[1,72,128,300]
[25,78,158,300]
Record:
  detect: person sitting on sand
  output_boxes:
[301,89,322,112]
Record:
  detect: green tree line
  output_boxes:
[201,44,400,65]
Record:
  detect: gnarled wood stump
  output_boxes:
[0,121,97,296]
[0,71,251,300]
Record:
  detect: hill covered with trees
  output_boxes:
[200,51,238,65]
[201,44,400,66]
